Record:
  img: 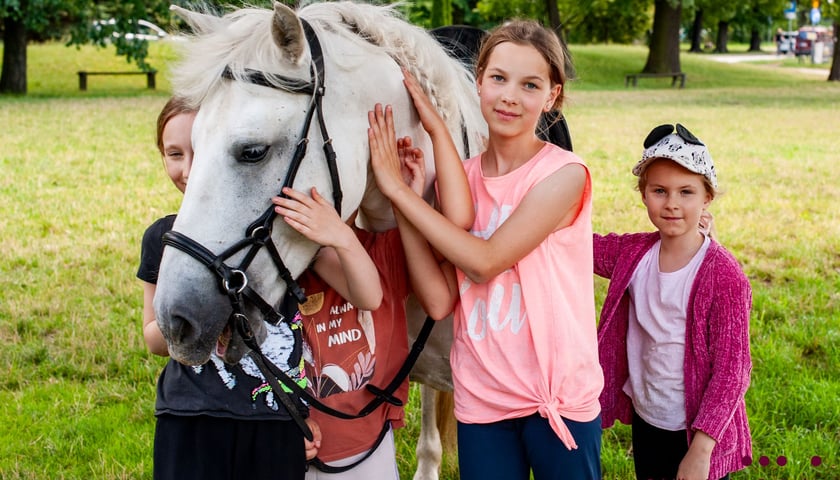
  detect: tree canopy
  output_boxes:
[2,0,838,93]
[1,0,173,93]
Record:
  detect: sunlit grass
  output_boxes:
[2,39,839,479]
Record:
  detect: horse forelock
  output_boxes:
[171,7,308,108]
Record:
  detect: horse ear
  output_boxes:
[272,2,306,64]
[170,5,224,34]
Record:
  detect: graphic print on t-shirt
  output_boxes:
[299,291,377,398]
[190,319,305,411]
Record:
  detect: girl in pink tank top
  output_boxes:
[368,20,602,480]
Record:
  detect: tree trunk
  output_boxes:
[643,0,682,73]
[430,0,452,28]
[748,28,762,52]
[546,0,561,34]
[689,9,704,53]
[714,20,730,53]
[0,16,28,94]
[829,21,840,81]
[543,0,575,80]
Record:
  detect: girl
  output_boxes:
[595,124,752,480]
[270,70,465,479]
[368,20,603,479]
[137,97,320,480]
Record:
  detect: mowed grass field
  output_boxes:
[1,38,838,479]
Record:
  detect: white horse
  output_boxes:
[154,2,485,478]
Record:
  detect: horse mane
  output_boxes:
[299,2,484,142]
[170,1,485,147]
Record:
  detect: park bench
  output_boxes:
[77,70,157,91]
[625,71,685,88]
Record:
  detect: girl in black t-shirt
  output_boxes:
[137,97,320,480]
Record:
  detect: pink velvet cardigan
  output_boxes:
[594,232,753,478]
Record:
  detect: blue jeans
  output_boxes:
[457,413,602,480]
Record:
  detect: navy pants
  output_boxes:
[632,412,729,480]
[457,413,602,480]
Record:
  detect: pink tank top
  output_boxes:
[452,143,603,449]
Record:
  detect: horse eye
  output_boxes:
[239,145,270,164]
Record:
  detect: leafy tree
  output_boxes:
[431,0,453,28]
[0,0,288,95]
[567,0,649,44]
[642,0,682,73]
[404,0,483,30]
[474,0,545,25]
[826,0,840,81]
[708,3,739,52]
[1,0,173,94]
[476,0,648,44]
[687,4,707,52]
[1,0,71,93]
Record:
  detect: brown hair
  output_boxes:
[156,97,197,156]
[474,20,568,111]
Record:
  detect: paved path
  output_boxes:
[705,53,785,63]
[705,52,829,76]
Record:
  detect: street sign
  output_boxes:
[784,1,797,19]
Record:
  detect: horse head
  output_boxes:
[155,1,484,366]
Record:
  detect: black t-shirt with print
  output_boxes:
[138,215,303,420]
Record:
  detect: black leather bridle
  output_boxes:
[159,20,438,457]
[163,19,338,312]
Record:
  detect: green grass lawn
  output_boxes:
[1,39,839,479]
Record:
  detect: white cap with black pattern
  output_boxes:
[632,123,717,189]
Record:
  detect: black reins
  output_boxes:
[160,19,439,460]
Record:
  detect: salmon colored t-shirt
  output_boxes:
[297,229,410,462]
[452,143,603,449]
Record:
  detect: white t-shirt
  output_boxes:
[623,235,711,431]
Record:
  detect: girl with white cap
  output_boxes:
[595,124,753,480]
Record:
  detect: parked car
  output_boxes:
[93,18,169,42]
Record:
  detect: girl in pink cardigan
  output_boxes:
[595,124,752,480]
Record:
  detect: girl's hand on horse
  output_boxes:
[397,135,426,196]
[402,68,448,140]
[271,187,355,250]
[368,103,414,200]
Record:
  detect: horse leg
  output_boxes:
[413,384,443,480]
[435,388,456,454]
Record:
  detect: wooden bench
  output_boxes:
[625,71,685,88]
[77,70,157,91]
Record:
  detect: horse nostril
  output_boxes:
[167,314,195,344]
